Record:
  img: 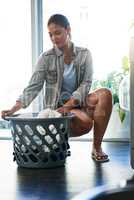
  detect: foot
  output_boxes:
[91,148,109,162]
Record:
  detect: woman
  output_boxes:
[1,14,112,162]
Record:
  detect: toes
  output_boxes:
[92,150,109,162]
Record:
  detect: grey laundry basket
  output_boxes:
[6,113,74,168]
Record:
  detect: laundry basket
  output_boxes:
[5,113,74,168]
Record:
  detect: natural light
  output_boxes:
[0,0,31,135]
[0,0,32,114]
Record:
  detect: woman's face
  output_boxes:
[48,23,70,49]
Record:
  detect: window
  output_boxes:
[0,0,32,137]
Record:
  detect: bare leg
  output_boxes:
[85,88,112,161]
[64,88,112,161]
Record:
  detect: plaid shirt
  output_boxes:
[17,43,93,109]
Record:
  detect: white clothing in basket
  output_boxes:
[37,108,62,118]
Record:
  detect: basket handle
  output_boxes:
[4,114,20,121]
[4,116,12,121]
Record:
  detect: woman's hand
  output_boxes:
[57,98,80,115]
[56,106,71,116]
[1,101,23,119]
[1,110,15,119]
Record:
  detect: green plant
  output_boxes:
[91,56,129,122]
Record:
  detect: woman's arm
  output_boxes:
[1,101,23,118]
[17,54,47,108]
[1,53,47,118]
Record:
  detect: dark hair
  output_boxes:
[47,14,70,29]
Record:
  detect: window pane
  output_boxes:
[0,0,32,136]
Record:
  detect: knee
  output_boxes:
[85,93,98,108]
[97,88,112,104]
[86,88,112,107]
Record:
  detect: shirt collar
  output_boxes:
[54,42,77,57]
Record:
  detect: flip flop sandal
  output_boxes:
[92,152,109,162]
